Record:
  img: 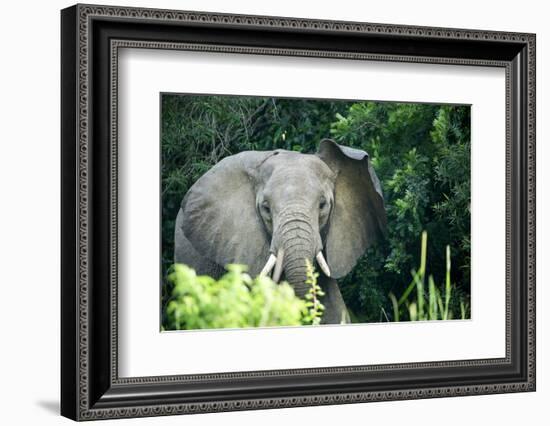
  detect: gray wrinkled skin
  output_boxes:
[174,139,386,324]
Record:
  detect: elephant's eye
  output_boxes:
[319,199,327,210]
[262,202,271,215]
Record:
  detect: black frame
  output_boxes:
[61,4,536,421]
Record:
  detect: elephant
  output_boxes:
[174,139,386,324]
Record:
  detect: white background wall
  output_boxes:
[0,0,547,424]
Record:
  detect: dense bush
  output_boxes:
[330,102,471,322]
[161,94,471,326]
[164,263,325,330]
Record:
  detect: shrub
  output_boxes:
[163,263,325,330]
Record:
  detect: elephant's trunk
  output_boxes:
[276,212,317,298]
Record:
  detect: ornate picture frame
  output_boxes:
[61,4,535,420]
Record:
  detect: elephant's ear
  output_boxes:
[316,139,386,278]
[181,151,273,276]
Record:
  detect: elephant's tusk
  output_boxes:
[260,254,277,277]
[272,248,285,283]
[316,252,331,277]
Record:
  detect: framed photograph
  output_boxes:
[61,4,536,421]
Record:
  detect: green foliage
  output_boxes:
[389,231,469,321]
[330,102,471,322]
[161,94,471,325]
[164,264,324,330]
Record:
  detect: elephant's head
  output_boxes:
[180,139,386,297]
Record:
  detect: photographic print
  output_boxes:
[161,94,471,330]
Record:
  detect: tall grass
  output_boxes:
[389,231,469,322]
